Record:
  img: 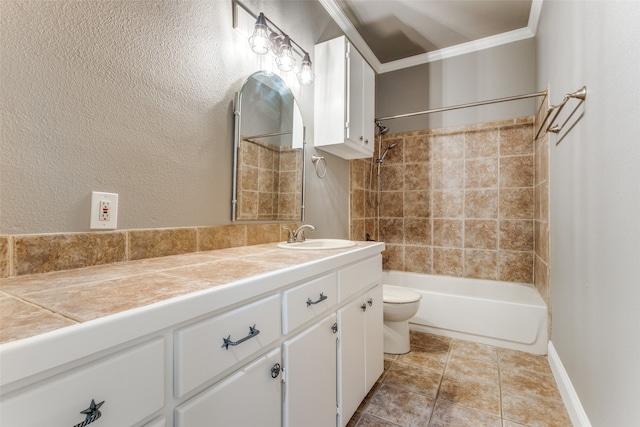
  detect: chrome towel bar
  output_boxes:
[535,86,587,140]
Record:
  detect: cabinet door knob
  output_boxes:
[331,322,338,334]
[359,136,363,141]
[271,363,281,379]
[364,139,369,144]
[361,303,367,312]
[368,298,373,307]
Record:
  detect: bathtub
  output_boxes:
[382,271,548,355]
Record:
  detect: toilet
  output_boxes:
[382,285,422,354]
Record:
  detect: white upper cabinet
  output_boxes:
[314,36,375,159]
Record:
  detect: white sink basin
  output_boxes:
[277,239,357,250]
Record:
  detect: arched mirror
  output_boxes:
[232,71,305,221]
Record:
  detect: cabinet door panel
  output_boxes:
[175,348,281,427]
[348,43,365,146]
[364,285,384,391]
[361,59,375,148]
[283,313,337,427]
[337,299,366,426]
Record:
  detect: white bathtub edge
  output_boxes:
[409,322,547,355]
[548,341,592,427]
[385,271,548,354]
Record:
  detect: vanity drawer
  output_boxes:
[282,273,336,334]
[338,255,382,302]
[174,294,281,397]
[0,338,165,427]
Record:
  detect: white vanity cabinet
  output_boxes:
[314,35,375,160]
[0,243,385,427]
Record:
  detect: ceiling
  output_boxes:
[319,0,542,74]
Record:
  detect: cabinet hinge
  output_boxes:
[281,366,285,383]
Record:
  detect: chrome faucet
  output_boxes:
[282,224,316,243]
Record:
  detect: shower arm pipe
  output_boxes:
[375,90,547,122]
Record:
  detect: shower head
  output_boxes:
[376,122,389,136]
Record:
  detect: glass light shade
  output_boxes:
[275,36,296,72]
[297,53,315,85]
[248,13,270,54]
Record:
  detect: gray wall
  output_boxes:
[0,0,347,238]
[536,1,640,425]
[376,38,537,133]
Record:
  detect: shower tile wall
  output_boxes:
[534,93,551,314]
[351,118,536,284]
[237,139,302,221]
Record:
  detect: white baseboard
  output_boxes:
[548,341,592,427]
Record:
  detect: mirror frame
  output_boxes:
[232,71,306,222]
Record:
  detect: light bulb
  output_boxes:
[248,13,270,55]
[276,36,296,72]
[297,53,315,85]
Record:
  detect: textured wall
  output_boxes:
[375,39,537,133]
[0,0,345,236]
[536,1,640,425]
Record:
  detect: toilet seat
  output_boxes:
[383,285,422,304]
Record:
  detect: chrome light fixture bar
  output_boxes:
[233,0,314,85]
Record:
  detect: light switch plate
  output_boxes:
[90,191,118,229]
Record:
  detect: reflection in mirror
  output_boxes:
[232,71,305,221]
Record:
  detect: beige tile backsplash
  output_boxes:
[351,117,540,284]
[0,223,296,278]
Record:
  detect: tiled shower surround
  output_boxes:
[236,138,302,221]
[350,117,537,284]
[534,94,552,318]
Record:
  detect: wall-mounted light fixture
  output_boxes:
[233,1,314,86]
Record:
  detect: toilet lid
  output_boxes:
[383,285,422,303]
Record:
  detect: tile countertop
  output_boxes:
[0,242,383,345]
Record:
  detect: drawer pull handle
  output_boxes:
[222,325,260,350]
[307,292,328,306]
[75,399,104,427]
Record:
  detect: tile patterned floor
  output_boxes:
[348,331,572,427]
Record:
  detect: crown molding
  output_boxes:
[319,0,543,74]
